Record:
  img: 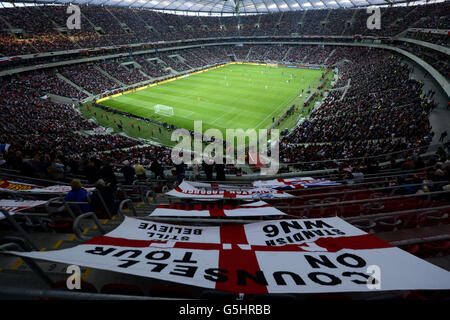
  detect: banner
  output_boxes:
[253,177,340,190]
[0,199,47,220]
[150,201,286,217]
[0,179,36,192]
[9,217,450,294]
[0,179,94,194]
[166,181,293,199]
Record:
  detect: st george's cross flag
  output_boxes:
[8,217,450,294]
[166,181,293,199]
[253,177,340,190]
[149,201,286,217]
[0,199,47,220]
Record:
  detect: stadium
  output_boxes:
[0,0,449,307]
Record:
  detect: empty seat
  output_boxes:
[420,240,450,257]
[306,206,323,218]
[52,280,97,293]
[351,219,376,233]
[363,202,385,215]
[418,210,449,227]
[322,206,343,217]
[322,197,340,203]
[381,200,404,212]
[397,212,419,229]
[374,216,402,232]
[340,204,362,218]
[47,218,74,234]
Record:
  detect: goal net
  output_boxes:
[154,104,174,117]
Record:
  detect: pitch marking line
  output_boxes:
[211,108,235,125]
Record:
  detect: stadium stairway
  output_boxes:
[56,73,92,97]
[94,65,125,87]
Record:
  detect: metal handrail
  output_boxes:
[390,234,450,246]
[287,181,449,200]
[0,286,195,300]
[346,204,450,222]
[0,208,39,251]
[0,240,53,287]
[272,190,450,210]
[73,212,106,241]
[118,199,137,217]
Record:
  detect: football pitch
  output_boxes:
[98,64,325,133]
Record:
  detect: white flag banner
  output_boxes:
[253,177,341,190]
[166,181,293,199]
[150,201,287,217]
[0,199,47,220]
[0,179,94,194]
[9,217,450,294]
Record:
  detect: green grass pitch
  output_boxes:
[98,64,325,134]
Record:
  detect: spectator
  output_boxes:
[150,158,165,179]
[175,160,186,184]
[65,179,91,213]
[215,160,225,181]
[133,162,146,180]
[89,179,118,216]
[120,160,135,185]
[203,160,213,181]
[98,161,117,187]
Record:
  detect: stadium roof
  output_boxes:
[1,0,439,14]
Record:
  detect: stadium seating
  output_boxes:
[0,1,448,302]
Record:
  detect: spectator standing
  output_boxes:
[120,160,135,185]
[175,160,186,184]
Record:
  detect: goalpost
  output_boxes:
[154,104,174,117]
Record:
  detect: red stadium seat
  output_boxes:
[340,204,362,218]
[47,218,74,234]
[52,280,97,293]
[418,210,449,227]
[351,219,376,233]
[322,206,343,217]
[374,216,402,232]
[420,240,450,257]
[397,212,419,229]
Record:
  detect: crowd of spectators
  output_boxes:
[0,70,142,181]
[279,48,436,169]
[159,54,190,72]
[60,63,120,95]
[406,31,450,47]
[0,3,448,57]
[97,59,149,85]
[133,55,171,78]
[0,37,447,180]
[398,41,450,80]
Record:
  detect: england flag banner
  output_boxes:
[9,217,450,294]
[0,179,37,192]
[166,181,293,199]
[253,177,341,190]
[0,179,94,194]
[149,201,287,217]
[0,199,47,220]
